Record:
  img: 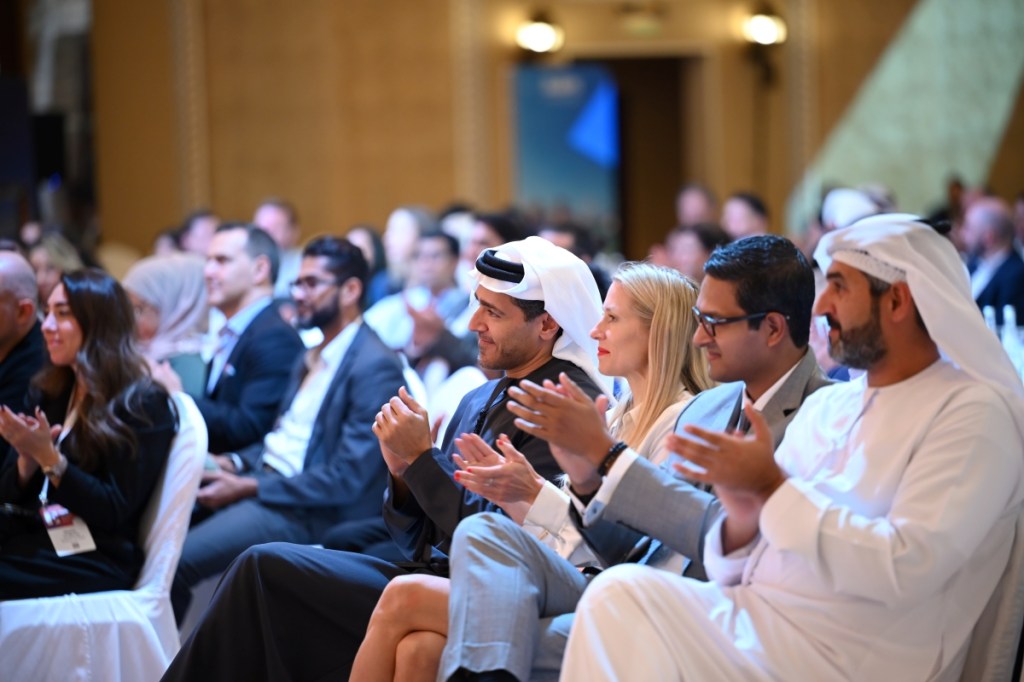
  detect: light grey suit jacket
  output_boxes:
[575,349,832,577]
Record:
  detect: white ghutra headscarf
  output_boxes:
[470,236,611,395]
[815,213,1024,439]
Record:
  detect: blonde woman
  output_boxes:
[349,262,710,682]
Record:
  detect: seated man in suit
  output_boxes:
[963,196,1024,325]
[561,216,1024,680]
[0,252,46,457]
[154,223,304,455]
[439,235,830,680]
[170,237,406,620]
[160,237,608,682]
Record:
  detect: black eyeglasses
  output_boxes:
[691,306,778,338]
[289,276,340,294]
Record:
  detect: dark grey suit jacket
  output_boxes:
[576,349,832,575]
[236,323,405,524]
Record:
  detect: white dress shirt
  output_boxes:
[260,318,362,477]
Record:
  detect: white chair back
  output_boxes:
[135,392,207,594]
[0,391,207,682]
[959,512,1024,681]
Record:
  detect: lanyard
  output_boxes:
[38,411,74,508]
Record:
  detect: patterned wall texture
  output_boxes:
[786,0,1024,231]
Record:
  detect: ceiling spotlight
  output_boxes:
[516,12,565,54]
[743,10,787,45]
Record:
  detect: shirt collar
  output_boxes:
[224,296,273,336]
[307,316,362,372]
[748,355,802,412]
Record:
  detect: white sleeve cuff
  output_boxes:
[703,513,758,585]
[524,481,573,534]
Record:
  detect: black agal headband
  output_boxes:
[475,249,525,284]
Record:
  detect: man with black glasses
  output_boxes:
[171,237,405,621]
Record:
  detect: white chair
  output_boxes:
[0,392,207,682]
[957,512,1024,682]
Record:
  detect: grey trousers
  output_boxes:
[439,512,590,682]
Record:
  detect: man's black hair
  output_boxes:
[302,236,369,309]
[704,234,813,347]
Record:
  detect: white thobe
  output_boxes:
[563,360,1024,681]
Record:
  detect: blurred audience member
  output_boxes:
[122,253,209,397]
[152,228,182,257]
[721,192,770,240]
[19,221,42,249]
[29,233,84,305]
[962,197,1024,325]
[345,224,387,290]
[538,223,610,298]
[0,253,45,455]
[1014,192,1024,256]
[365,231,467,353]
[821,188,883,232]
[253,198,303,299]
[665,222,731,282]
[177,209,219,257]
[366,206,437,307]
[675,182,718,228]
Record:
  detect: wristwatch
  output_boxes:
[42,453,68,480]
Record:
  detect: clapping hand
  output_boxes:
[665,402,786,553]
[0,406,62,485]
[372,387,433,477]
[506,372,613,494]
[453,433,545,523]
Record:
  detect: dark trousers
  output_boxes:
[161,542,413,682]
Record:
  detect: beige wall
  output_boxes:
[92,0,1023,256]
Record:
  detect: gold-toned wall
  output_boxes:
[203,0,455,233]
[92,0,180,249]
[91,0,1023,257]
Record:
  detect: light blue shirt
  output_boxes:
[206,297,273,394]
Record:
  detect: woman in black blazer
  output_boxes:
[0,268,176,599]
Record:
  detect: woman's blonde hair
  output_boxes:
[609,261,712,448]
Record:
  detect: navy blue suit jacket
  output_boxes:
[195,305,304,454]
[976,250,1024,326]
[237,323,405,523]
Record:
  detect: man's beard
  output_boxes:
[826,297,887,369]
[297,297,340,331]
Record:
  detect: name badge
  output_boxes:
[39,504,97,557]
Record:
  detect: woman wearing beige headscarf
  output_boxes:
[122,253,209,397]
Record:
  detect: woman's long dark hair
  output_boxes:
[34,268,160,471]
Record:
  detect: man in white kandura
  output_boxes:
[557,214,1024,680]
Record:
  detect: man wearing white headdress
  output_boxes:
[161,238,608,682]
[561,214,1024,681]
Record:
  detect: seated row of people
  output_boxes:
[162,217,1024,682]
[2,213,1021,681]
[160,234,808,677]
